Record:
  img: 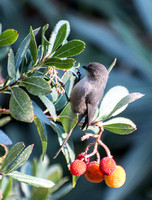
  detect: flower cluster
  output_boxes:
[70,154,126,188]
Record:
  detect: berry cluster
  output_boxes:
[70,154,126,188]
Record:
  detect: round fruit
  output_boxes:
[70,159,86,176]
[100,157,116,175]
[104,165,126,188]
[85,161,104,183]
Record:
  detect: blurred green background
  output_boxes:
[0,0,152,199]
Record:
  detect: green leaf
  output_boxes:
[97,86,129,121]
[9,87,34,122]
[102,117,137,134]
[38,95,57,121]
[59,103,78,133]
[72,175,79,188]
[5,144,34,173]
[1,142,25,172]
[52,23,67,53]
[42,24,49,56]
[0,29,18,47]
[21,76,51,96]
[51,123,75,168]
[109,92,145,118]
[44,57,75,69]
[7,171,55,188]
[48,20,70,55]
[53,40,85,58]
[7,48,16,79]
[15,27,40,70]
[34,117,47,160]
[0,116,11,127]
[30,26,38,64]
[2,177,12,200]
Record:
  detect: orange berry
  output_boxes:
[104,165,126,188]
[70,159,86,176]
[100,157,116,175]
[85,161,104,183]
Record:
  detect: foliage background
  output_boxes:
[0,0,152,199]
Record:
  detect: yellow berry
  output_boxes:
[104,165,126,188]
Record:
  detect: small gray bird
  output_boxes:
[70,62,108,129]
[54,62,108,158]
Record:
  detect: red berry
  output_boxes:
[70,159,87,176]
[76,153,90,164]
[85,161,104,183]
[99,157,116,175]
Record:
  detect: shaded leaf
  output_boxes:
[2,177,12,200]
[0,29,18,47]
[9,87,34,122]
[30,26,38,64]
[34,117,47,160]
[102,117,137,134]
[42,24,49,56]
[53,40,85,58]
[7,49,16,79]
[51,123,75,168]
[21,76,51,96]
[7,171,55,188]
[38,95,57,121]
[1,142,25,172]
[59,103,77,133]
[32,101,51,125]
[44,57,75,69]
[5,144,34,173]
[15,28,40,70]
[0,130,12,145]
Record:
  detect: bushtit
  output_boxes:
[70,62,108,129]
[54,62,108,158]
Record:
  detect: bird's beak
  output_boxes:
[82,66,87,70]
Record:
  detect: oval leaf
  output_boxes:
[30,26,38,64]
[7,48,16,79]
[9,87,34,122]
[1,142,25,173]
[53,40,85,58]
[102,117,137,134]
[38,95,57,121]
[48,20,70,55]
[110,92,145,117]
[5,144,34,174]
[59,103,78,133]
[97,86,129,121]
[21,76,51,96]
[0,29,18,47]
[52,23,68,53]
[34,117,47,160]
[7,171,55,188]
[44,57,75,69]
[0,130,12,145]
[15,28,40,70]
